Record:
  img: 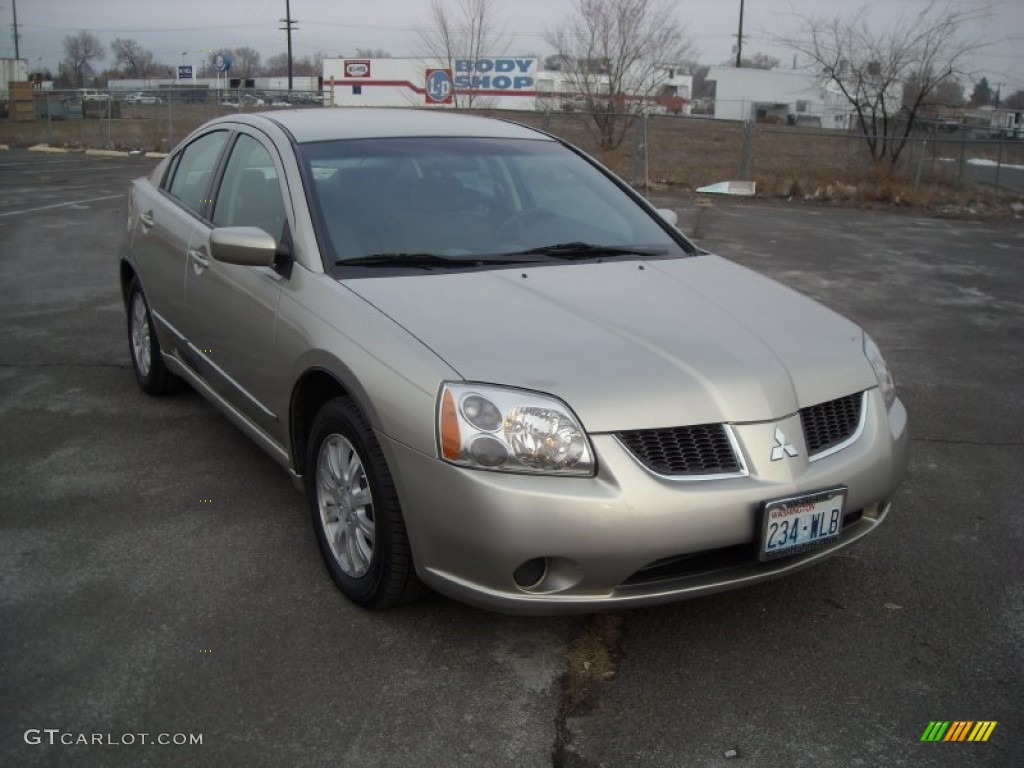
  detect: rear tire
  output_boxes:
[126,276,182,395]
[306,397,424,609]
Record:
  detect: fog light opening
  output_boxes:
[513,557,548,590]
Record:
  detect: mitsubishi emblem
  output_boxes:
[770,428,798,461]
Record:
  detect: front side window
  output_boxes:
[212,134,288,244]
[165,130,229,216]
[299,137,691,271]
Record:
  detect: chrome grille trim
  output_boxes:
[614,423,748,481]
[803,391,868,462]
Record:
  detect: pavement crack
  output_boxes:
[552,613,625,768]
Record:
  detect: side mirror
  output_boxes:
[655,208,679,227]
[209,227,277,267]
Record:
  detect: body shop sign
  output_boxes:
[453,59,536,91]
[344,60,371,78]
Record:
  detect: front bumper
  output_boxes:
[381,389,909,614]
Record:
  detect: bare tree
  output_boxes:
[778,1,989,166]
[545,0,697,150]
[968,76,992,107]
[263,52,290,76]
[740,52,780,70]
[355,48,393,59]
[417,0,508,108]
[63,30,105,86]
[110,38,156,78]
[263,52,321,78]
[232,47,262,80]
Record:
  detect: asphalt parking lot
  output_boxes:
[1,149,1022,767]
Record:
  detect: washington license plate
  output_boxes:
[759,488,846,561]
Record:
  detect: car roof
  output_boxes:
[220,108,554,144]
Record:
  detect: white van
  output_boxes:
[76,89,110,102]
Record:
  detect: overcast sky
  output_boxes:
[3,0,1022,91]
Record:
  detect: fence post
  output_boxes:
[739,121,754,181]
[632,111,648,193]
[994,138,1003,193]
[957,130,966,183]
[914,139,925,194]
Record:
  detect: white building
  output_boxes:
[322,57,692,114]
[709,67,851,128]
[322,57,539,110]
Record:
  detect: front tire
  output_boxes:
[306,398,423,609]
[126,276,181,395]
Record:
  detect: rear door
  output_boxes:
[129,130,230,351]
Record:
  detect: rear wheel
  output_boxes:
[126,276,181,395]
[306,398,423,609]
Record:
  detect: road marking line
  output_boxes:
[0,193,123,218]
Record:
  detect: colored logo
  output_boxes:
[920,721,997,742]
[344,60,370,78]
[425,69,453,104]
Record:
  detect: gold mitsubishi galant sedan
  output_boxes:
[120,108,909,613]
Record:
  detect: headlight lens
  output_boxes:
[863,334,896,409]
[438,383,594,475]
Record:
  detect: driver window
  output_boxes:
[212,134,287,244]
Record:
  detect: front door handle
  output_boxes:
[189,247,210,272]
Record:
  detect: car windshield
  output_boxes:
[298,137,690,272]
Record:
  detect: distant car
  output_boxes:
[119,109,909,613]
[75,89,110,102]
[124,92,162,105]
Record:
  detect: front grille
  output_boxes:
[616,423,741,476]
[800,392,863,456]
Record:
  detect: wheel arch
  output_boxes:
[119,260,138,307]
[289,367,367,477]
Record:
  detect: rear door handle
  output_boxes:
[139,210,154,230]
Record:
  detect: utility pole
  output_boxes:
[280,0,297,92]
[12,0,20,60]
[735,0,744,68]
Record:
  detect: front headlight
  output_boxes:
[438,383,594,475]
[863,333,896,409]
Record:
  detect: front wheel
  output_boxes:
[306,398,424,609]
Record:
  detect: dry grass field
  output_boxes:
[3,101,1022,215]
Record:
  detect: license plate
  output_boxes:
[759,488,846,561]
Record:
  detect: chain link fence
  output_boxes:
[4,91,1023,199]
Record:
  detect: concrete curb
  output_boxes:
[28,144,69,153]
[85,148,131,158]
[144,152,169,159]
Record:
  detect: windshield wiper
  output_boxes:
[502,242,667,261]
[337,253,542,269]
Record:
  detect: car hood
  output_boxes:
[345,254,877,432]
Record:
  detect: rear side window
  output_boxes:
[165,131,229,215]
